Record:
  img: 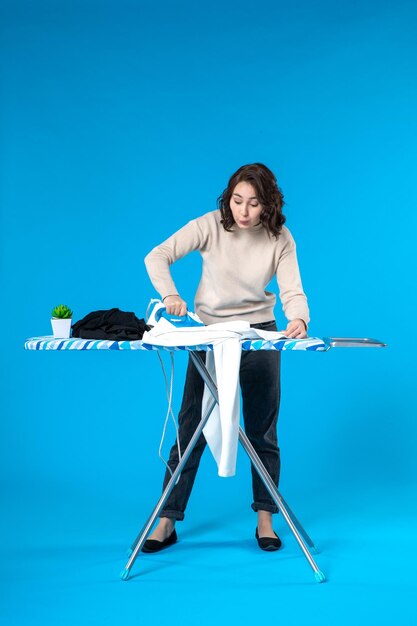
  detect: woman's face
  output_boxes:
[230,181,262,228]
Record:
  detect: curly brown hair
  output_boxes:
[217,162,286,240]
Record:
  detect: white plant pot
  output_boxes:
[51,318,72,339]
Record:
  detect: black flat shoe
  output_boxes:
[142,528,178,553]
[255,527,282,551]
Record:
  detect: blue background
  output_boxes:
[1,0,416,624]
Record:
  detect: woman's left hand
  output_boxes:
[284,319,307,339]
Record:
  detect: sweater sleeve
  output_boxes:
[275,229,310,329]
[144,218,206,300]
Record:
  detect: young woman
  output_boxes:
[143,162,310,552]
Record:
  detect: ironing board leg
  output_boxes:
[191,351,325,583]
[238,428,325,581]
[121,350,325,583]
[120,393,218,580]
[272,491,318,553]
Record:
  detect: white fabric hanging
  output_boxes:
[142,317,288,477]
[200,340,242,476]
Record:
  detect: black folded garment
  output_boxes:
[71,307,151,340]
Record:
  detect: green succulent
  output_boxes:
[51,304,73,319]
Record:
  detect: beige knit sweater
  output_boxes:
[144,209,310,328]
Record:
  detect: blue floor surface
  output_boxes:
[1,484,416,626]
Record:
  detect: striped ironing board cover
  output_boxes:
[24,335,329,352]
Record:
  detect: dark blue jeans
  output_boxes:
[159,320,281,521]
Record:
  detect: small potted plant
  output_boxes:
[51,304,73,338]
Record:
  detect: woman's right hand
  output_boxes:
[163,294,188,317]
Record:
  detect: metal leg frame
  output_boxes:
[121,351,325,583]
[120,393,218,580]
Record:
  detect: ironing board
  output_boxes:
[24,334,387,583]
